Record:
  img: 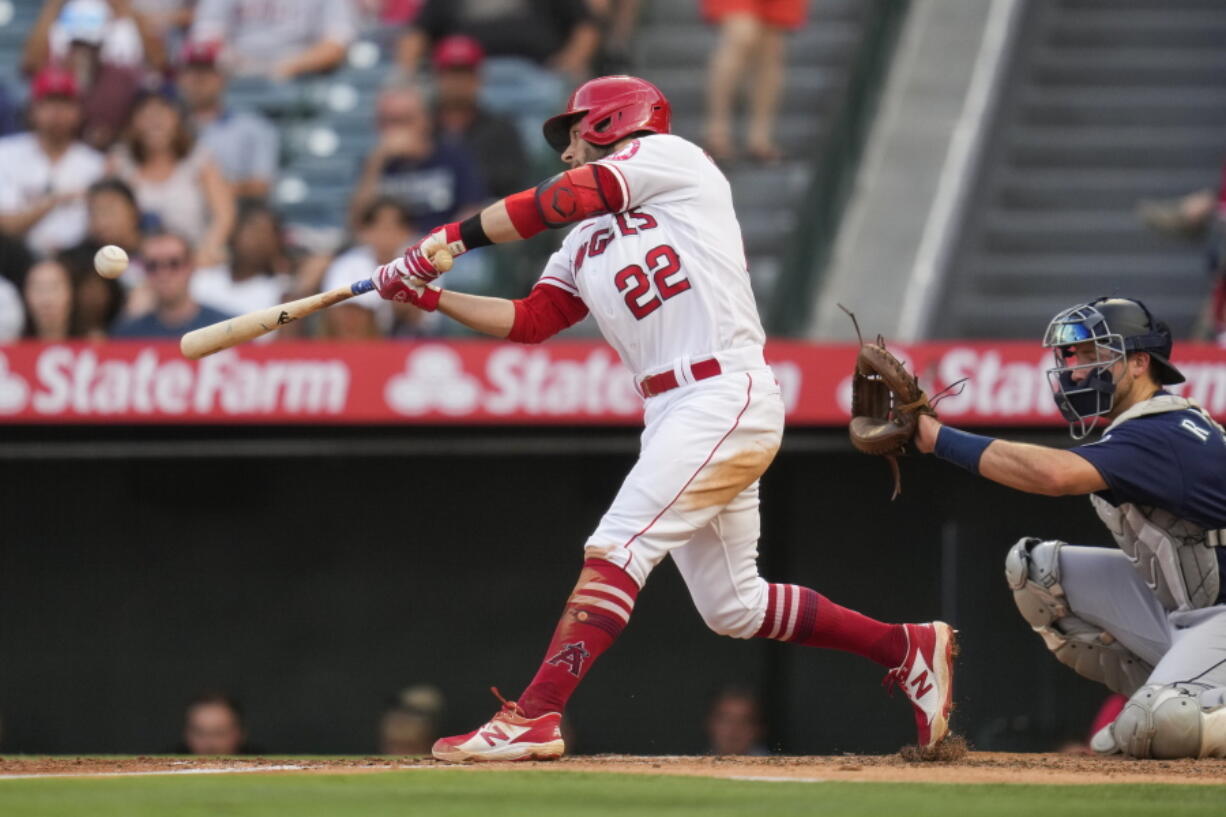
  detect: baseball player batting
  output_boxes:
[372,76,956,761]
[904,298,1226,758]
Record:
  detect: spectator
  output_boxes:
[58,180,136,336]
[396,0,599,144]
[178,692,251,755]
[588,0,642,75]
[0,277,22,342]
[23,0,166,74]
[378,684,444,755]
[111,90,236,267]
[0,68,105,258]
[22,258,76,341]
[189,0,357,80]
[112,231,229,337]
[47,0,149,150]
[1137,163,1226,345]
[373,0,425,27]
[191,201,291,318]
[1,230,36,344]
[70,257,126,338]
[705,687,768,756]
[176,41,279,200]
[703,0,807,163]
[349,83,486,234]
[0,233,34,289]
[133,0,196,44]
[324,197,415,338]
[71,177,147,265]
[432,35,528,200]
[59,178,147,319]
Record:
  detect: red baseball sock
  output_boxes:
[754,583,907,668]
[517,558,639,718]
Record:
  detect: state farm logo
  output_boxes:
[385,345,481,415]
[0,353,29,414]
[2,347,349,416]
[384,345,642,417]
[934,349,1059,417]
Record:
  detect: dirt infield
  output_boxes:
[1,752,1224,785]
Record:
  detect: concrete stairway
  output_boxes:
[939,0,1226,339]
[632,0,878,307]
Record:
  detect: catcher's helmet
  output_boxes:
[542,75,671,153]
[1042,297,1184,438]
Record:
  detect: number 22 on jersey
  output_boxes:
[615,245,689,320]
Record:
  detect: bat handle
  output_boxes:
[351,279,375,295]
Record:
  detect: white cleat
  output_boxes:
[1090,723,1121,755]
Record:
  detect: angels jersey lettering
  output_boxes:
[533,134,765,378]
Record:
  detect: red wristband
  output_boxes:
[417,284,441,312]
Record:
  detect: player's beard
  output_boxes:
[1106,364,1159,419]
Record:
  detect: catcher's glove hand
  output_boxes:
[842,307,937,499]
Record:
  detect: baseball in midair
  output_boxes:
[94,244,129,279]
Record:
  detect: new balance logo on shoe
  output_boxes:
[910,669,934,700]
[479,725,508,746]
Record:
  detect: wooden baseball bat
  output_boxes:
[179,250,452,360]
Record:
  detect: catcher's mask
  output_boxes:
[1042,297,1184,439]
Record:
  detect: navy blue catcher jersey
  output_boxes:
[1071,402,1226,530]
[1071,400,1226,603]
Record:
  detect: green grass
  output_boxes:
[0,770,1222,817]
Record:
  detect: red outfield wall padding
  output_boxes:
[0,340,1223,425]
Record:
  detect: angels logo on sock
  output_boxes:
[546,641,591,677]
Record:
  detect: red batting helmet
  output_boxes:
[543,75,671,153]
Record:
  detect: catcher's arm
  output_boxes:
[917,415,1107,496]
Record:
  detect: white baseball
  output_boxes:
[94,245,129,279]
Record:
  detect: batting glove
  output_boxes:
[402,223,468,284]
[372,263,442,310]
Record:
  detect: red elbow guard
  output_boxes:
[508,284,589,344]
[504,164,626,238]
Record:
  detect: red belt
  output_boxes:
[639,357,723,397]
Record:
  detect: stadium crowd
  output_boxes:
[0,0,821,345]
[0,0,626,343]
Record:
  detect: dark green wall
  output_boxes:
[0,429,1115,755]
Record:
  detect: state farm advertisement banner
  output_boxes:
[0,340,1223,425]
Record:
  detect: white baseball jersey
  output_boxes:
[534,134,765,379]
[0,133,104,258]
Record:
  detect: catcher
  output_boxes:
[859,297,1226,758]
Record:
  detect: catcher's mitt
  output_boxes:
[843,307,936,499]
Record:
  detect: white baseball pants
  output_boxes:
[584,366,785,639]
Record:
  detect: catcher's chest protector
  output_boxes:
[1090,395,1225,611]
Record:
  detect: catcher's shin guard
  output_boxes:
[1111,684,1226,759]
[1005,537,1152,696]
